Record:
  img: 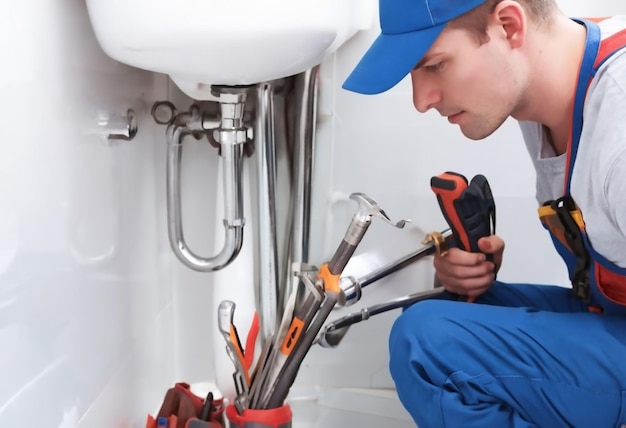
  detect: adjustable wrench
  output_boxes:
[262,193,410,408]
[318,172,497,348]
[318,193,410,301]
[428,172,496,257]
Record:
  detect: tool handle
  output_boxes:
[217,300,236,334]
[430,172,495,255]
[265,293,338,409]
[328,220,369,275]
[431,172,473,251]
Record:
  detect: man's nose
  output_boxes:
[411,73,441,113]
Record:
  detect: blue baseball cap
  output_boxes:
[343,0,487,95]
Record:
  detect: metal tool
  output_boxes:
[328,193,409,278]
[248,333,275,409]
[314,229,455,348]
[265,290,337,408]
[252,273,325,409]
[217,300,250,414]
[316,287,447,348]
[338,228,454,306]
[319,193,410,305]
[316,172,498,348]
[257,193,409,407]
[234,192,408,410]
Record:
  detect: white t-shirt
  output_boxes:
[519,16,626,268]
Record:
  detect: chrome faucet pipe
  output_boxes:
[255,82,280,339]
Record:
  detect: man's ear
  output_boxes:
[491,0,526,48]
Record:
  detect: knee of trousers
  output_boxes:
[389,299,461,376]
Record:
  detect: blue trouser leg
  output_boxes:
[389,282,626,427]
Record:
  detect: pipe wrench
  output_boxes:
[427,171,496,256]
[426,171,497,301]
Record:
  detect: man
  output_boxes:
[343,0,626,426]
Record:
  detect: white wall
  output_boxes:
[0,1,176,427]
[2,1,626,428]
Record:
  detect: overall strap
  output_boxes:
[564,19,626,194]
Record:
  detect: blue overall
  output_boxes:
[389,20,626,427]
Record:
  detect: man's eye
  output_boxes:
[425,62,444,72]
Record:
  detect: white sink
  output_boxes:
[85,0,374,99]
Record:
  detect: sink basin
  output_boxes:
[86,0,374,99]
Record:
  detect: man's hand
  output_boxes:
[433,235,504,298]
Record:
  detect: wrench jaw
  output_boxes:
[328,193,412,276]
[350,192,411,230]
[422,230,451,257]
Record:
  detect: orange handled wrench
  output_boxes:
[430,171,496,255]
[430,172,497,301]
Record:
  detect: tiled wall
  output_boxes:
[0,1,176,426]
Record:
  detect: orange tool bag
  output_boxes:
[145,382,225,428]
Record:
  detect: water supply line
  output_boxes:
[255,82,280,338]
[253,67,320,339]
[282,66,320,316]
[152,85,253,272]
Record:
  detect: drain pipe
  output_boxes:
[155,85,252,272]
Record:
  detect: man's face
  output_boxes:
[410,25,527,140]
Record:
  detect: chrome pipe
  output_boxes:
[255,82,280,338]
[161,90,250,273]
[291,66,319,266]
[165,122,245,271]
[283,66,320,311]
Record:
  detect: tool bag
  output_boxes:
[145,382,225,428]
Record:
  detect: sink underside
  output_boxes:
[86,0,373,96]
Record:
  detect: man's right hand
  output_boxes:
[433,235,505,298]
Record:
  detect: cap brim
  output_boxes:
[342,24,446,95]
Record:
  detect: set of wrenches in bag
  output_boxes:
[218,171,496,413]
